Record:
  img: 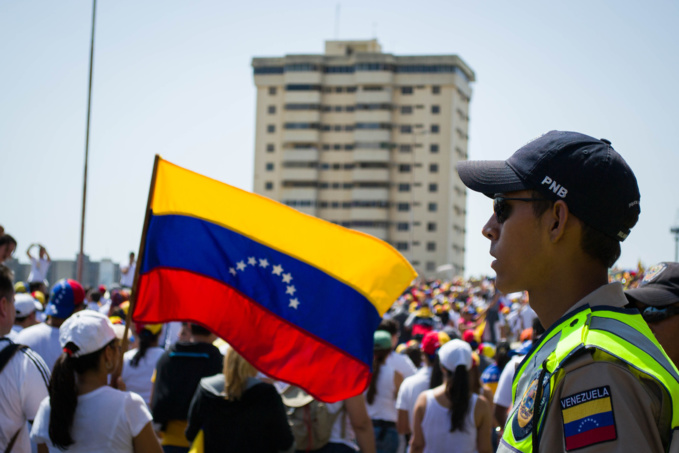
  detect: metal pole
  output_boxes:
[672,227,679,262]
[77,0,97,283]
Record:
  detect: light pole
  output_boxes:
[671,226,679,262]
[76,0,97,283]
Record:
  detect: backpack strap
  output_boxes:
[0,342,27,374]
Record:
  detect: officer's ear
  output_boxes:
[548,200,570,243]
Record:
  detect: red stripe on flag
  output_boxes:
[565,424,616,450]
[134,267,371,402]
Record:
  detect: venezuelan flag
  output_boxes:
[562,391,616,450]
[133,157,416,402]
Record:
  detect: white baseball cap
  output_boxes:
[438,339,473,371]
[59,311,116,358]
[15,293,43,318]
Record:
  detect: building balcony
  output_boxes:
[284,91,322,104]
[284,72,323,85]
[349,208,389,221]
[351,187,389,200]
[354,129,391,142]
[353,149,390,163]
[282,148,319,162]
[281,168,318,182]
[352,168,390,183]
[285,111,321,123]
[280,187,318,200]
[283,129,320,143]
[355,71,394,86]
[355,90,393,104]
[351,226,388,241]
[355,110,392,123]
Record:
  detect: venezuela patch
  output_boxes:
[560,385,617,450]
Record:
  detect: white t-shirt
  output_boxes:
[31,386,151,452]
[0,338,50,453]
[14,323,61,372]
[28,258,50,283]
[120,262,136,288]
[327,401,357,450]
[421,391,478,453]
[386,351,417,379]
[122,347,165,406]
[366,360,398,422]
[396,366,432,430]
[493,355,523,409]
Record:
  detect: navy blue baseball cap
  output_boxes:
[626,262,679,307]
[456,131,641,241]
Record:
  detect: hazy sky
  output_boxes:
[1,0,678,278]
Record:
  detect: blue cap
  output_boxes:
[45,279,85,318]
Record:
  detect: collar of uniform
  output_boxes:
[564,282,627,317]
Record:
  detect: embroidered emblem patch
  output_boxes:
[642,263,667,285]
[560,386,617,451]
[511,370,551,440]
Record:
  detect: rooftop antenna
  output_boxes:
[334,4,340,40]
[671,209,679,261]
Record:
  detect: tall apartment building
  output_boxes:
[252,40,474,278]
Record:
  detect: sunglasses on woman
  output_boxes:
[640,305,679,323]
[493,197,548,223]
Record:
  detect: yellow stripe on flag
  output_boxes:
[562,397,612,424]
[151,158,417,315]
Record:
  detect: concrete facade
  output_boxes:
[252,40,474,278]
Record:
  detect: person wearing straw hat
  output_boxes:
[30,310,162,452]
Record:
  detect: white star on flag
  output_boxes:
[286,285,296,295]
[289,298,300,309]
[272,264,283,276]
[229,267,236,276]
[236,261,246,271]
[259,258,269,268]
[248,257,257,266]
[282,273,293,284]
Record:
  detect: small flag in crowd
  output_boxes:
[133,157,417,402]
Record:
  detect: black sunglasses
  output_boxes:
[640,305,679,323]
[493,197,548,224]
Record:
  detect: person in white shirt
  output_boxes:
[0,264,50,453]
[410,340,492,453]
[30,311,161,452]
[396,331,451,437]
[120,252,136,289]
[11,293,43,338]
[26,245,50,292]
[122,323,164,406]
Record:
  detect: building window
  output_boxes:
[266,144,275,153]
[398,183,410,192]
[396,242,409,251]
[398,164,411,173]
[428,202,437,212]
[429,183,438,192]
[265,182,273,190]
[331,201,339,208]
[430,124,440,134]
[346,105,355,112]
[426,261,436,271]
[396,223,409,231]
[432,86,440,95]
[427,242,436,251]
[401,106,413,114]
[334,106,343,112]
[401,86,413,95]
[347,86,357,93]
[397,203,410,212]
[332,144,341,150]
[269,87,277,95]
[267,125,275,133]
[332,182,340,188]
[399,144,411,153]
[431,105,440,114]
[430,163,439,173]
[400,125,412,134]
[335,87,344,93]
[430,144,439,153]
[427,222,437,232]
[268,105,276,114]
[334,125,342,131]
[344,144,354,150]
[265,163,274,171]
[322,144,330,150]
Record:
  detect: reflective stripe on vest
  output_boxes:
[500,305,679,453]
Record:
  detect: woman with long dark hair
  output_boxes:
[30,311,162,452]
[122,323,164,405]
[366,330,404,453]
[410,339,492,453]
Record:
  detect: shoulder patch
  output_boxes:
[560,385,617,451]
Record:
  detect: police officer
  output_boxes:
[456,131,679,452]
[626,262,679,369]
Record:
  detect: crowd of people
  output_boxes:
[2,131,679,453]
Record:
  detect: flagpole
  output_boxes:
[76,0,97,283]
[114,155,161,384]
